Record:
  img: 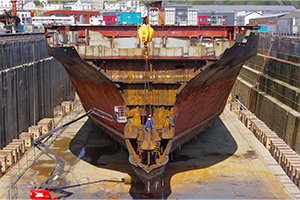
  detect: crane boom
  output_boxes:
[30,107,124,199]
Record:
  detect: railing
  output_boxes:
[258,31,300,39]
[0,102,84,200]
[236,99,248,110]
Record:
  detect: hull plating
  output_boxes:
[47,28,259,183]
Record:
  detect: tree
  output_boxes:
[34,0,44,7]
[32,9,43,16]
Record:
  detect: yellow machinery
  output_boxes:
[138,24,154,61]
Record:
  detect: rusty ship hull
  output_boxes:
[45,25,259,184]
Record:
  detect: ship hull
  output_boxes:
[46,26,259,183]
[47,46,127,138]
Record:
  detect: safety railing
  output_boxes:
[0,102,84,200]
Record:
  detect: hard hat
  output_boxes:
[149,115,151,117]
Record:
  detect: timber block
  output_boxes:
[256,125,272,142]
[70,101,74,110]
[241,111,253,124]
[0,155,7,173]
[250,120,265,136]
[281,153,298,165]
[293,167,300,185]
[261,132,278,149]
[28,125,42,139]
[54,105,65,118]
[3,146,19,162]
[61,101,72,113]
[19,132,34,148]
[270,139,287,157]
[274,146,292,161]
[278,150,297,165]
[38,118,54,134]
[295,168,300,186]
[288,162,300,177]
[282,156,300,173]
[8,143,23,157]
[0,150,14,166]
[12,139,26,153]
[245,114,257,129]
[230,102,240,112]
[238,110,251,122]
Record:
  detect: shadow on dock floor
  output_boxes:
[67,117,237,199]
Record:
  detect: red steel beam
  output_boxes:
[45,25,260,39]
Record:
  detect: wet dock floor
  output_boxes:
[13,104,300,199]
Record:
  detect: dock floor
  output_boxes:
[2,103,300,199]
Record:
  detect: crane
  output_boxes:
[0,0,20,33]
[29,107,127,200]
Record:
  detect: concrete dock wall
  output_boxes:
[0,37,74,149]
[0,37,49,71]
[234,76,300,154]
[249,36,300,89]
[232,40,300,154]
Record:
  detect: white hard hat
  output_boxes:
[149,115,151,117]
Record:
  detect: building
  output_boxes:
[39,0,47,5]
[104,0,146,16]
[249,13,288,33]
[90,15,103,25]
[43,10,100,24]
[135,3,147,18]
[236,11,262,25]
[104,2,116,11]
[0,0,22,10]
[89,0,103,11]
[115,1,125,11]
[175,6,188,25]
[17,11,32,24]
[65,0,91,10]
[125,0,138,11]
[22,2,40,10]
[198,11,235,26]
[162,5,296,25]
[44,3,63,11]
[277,10,300,34]
[104,1,125,11]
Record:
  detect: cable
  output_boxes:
[258,48,300,65]
[247,40,274,109]
[239,73,300,109]
[246,62,300,87]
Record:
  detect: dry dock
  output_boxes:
[1,103,300,199]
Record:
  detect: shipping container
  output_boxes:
[116,12,141,25]
[103,12,117,25]
[165,8,176,25]
[187,8,197,25]
[149,8,159,25]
